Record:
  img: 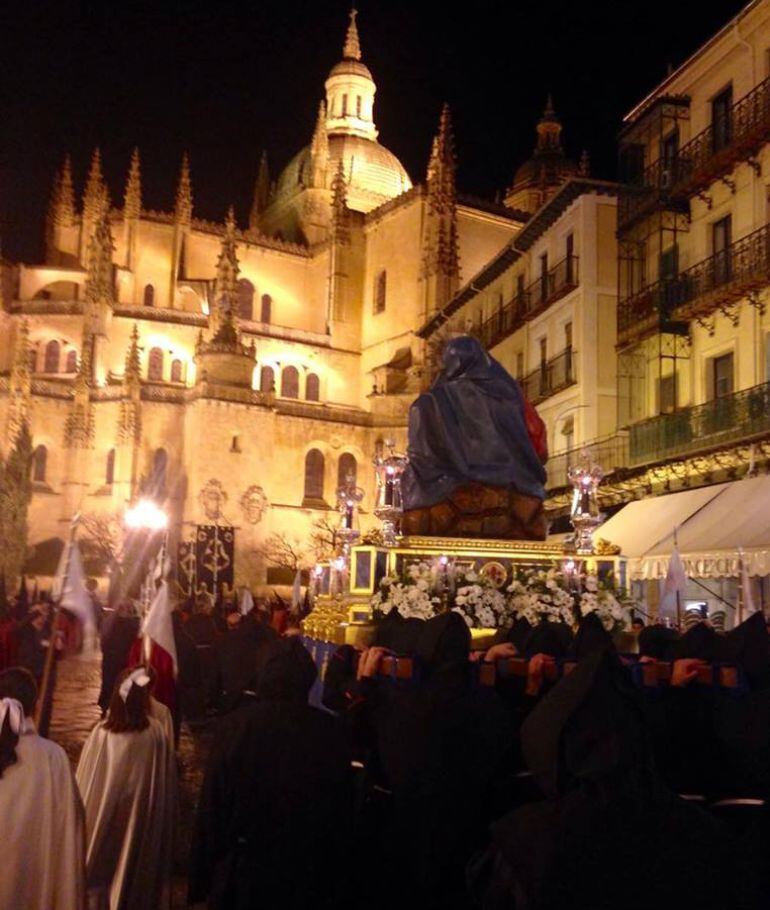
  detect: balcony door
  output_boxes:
[711,351,734,400]
[712,85,733,153]
[712,215,732,287]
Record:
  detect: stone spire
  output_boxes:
[309,101,330,188]
[249,151,270,231]
[124,148,142,220]
[7,320,32,440]
[211,206,240,334]
[536,95,563,151]
[83,148,109,224]
[343,7,361,60]
[579,148,591,176]
[330,159,350,245]
[50,155,77,227]
[83,208,115,337]
[175,153,193,225]
[118,324,142,444]
[64,337,94,448]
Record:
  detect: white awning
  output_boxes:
[596,475,770,579]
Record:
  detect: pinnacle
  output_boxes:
[343,7,361,60]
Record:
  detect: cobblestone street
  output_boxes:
[50,653,214,908]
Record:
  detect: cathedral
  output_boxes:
[0,10,579,593]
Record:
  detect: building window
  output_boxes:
[539,337,547,365]
[306,372,320,401]
[661,130,679,181]
[561,416,575,453]
[712,215,732,285]
[565,234,575,284]
[44,340,60,373]
[338,452,357,488]
[148,347,164,381]
[106,448,115,484]
[261,294,272,323]
[170,359,183,383]
[516,274,525,310]
[237,279,254,320]
[356,95,362,118]
[143,284,155,307]
[281,365,299,398]
[564,322,573,377]
[712,85,733,153]
[658,373,678,414]
[659,245,679,281]
[342,94,348,116]
[711,352,734,400]
[260,365,275,393]
[373,270,386,314]
[304,449,325,502]
[65,349,78,373]
[539,253,549,303]
[230,434,241,453]
[620,143,645,186]
[150,448,167,498]
[28,349,37,373]
[31,445,47,483]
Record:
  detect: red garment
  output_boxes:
[127,638,177,718]
[270,608,288,636]
[58,610,83,654]
[523,394,548,463]
[0,619,18,671]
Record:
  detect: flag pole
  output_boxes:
[737,548,745,626]
[36,514,79,735]
[674,526,682,632]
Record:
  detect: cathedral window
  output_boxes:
[356,95,362,118]
[148,347,164,381]
[28,349,37,373]
[306,372,320,402]
[374,270,386,314]
[237,279,254,321]
[337,452,357,488]
[65,350,78,373]
[260,365,275,393]
[170,359,183,383]
[261,293,272,323]
[143,284,155,307]
[31,445,47,483]
[303,449,325,502]
[106,449,115,484]
[44,340,60,373]
[150,448,167,499]
[342,94,348,116]
[281,365,300,399]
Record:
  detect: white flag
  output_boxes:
[290,569,302,614]
[52,539,94,631]
[740,552,756,616]
[239,587,255,616]
[142,580,178,675]
[661,545,688,612]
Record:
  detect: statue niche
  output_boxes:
[400,336,548,540]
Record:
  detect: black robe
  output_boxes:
[213,615,277,711]
[97,614,140,711]
[189,638,353,910]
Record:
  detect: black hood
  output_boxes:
[523,620,573,659]
[256,638,317,702]
[721,611,770,687]
[415,611,471,670]
[570,612,614,660]
[638,625,679,661]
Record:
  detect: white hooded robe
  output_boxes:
[0,718,86,910]
[76,716,176,910]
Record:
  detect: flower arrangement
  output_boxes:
[452,568,508,629]
[507,566,576,626]
[578,573,626,631]
[370,561,442,621]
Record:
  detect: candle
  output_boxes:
[384,476,394,506]
[344,503,354,529]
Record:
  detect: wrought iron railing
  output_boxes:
[546,431,630,490]
[618,222,770,342]
[521,348,577,405]
[629,380,770,466]
[476,256,579,350]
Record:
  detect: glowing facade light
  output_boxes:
[124,498,169,531]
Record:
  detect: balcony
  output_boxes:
[618,222,770,344]
[629,381,770,467]
[521,348,577,405]
[546,431,630,490]
[476,256,579,350]
[671,75,770,200]
[618,158,690,230]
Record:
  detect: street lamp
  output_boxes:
[124,498,169,531]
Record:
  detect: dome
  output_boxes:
[273,133,412,215]
[512,149,578,189]
[328,59,373,81]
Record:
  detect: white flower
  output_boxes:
[584,574,599,593]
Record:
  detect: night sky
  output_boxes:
[3,0,748,261]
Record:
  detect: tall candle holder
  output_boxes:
[568,456,604,555]
[335,471,365,562]
[373,439,408,547]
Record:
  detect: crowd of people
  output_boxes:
[1,584,770,909]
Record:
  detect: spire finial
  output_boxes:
[579,148,591,177]
[249,152,270,231]
[124,147,142,220]
[175,152,193,225]
[225,204,236,234]
[343,7,361,60]
[83,147,109,223]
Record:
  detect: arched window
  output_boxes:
[28,349,37,373]
[304,449,325,502]
[374,270,386,314]
[106,448,115,484]
[148,347,164,381]
[237,279,254,321]
[44,340,60,373]
[170,359,183,383]
[306,372,320,402]
[150,448,167,498]
[260,293,272,323]
[281,365,299,399]
[260,365,275,393]
[338,452,357,488]
[65,349,78,373]
[143,284,155,307]
[31,445,47,483]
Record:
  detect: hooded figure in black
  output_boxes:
[374,611,514,910]
[214,610,277,712]
[401,335,546,510]
[189,637,353,910]
[476,650,730,910]
[97,602,140,712]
